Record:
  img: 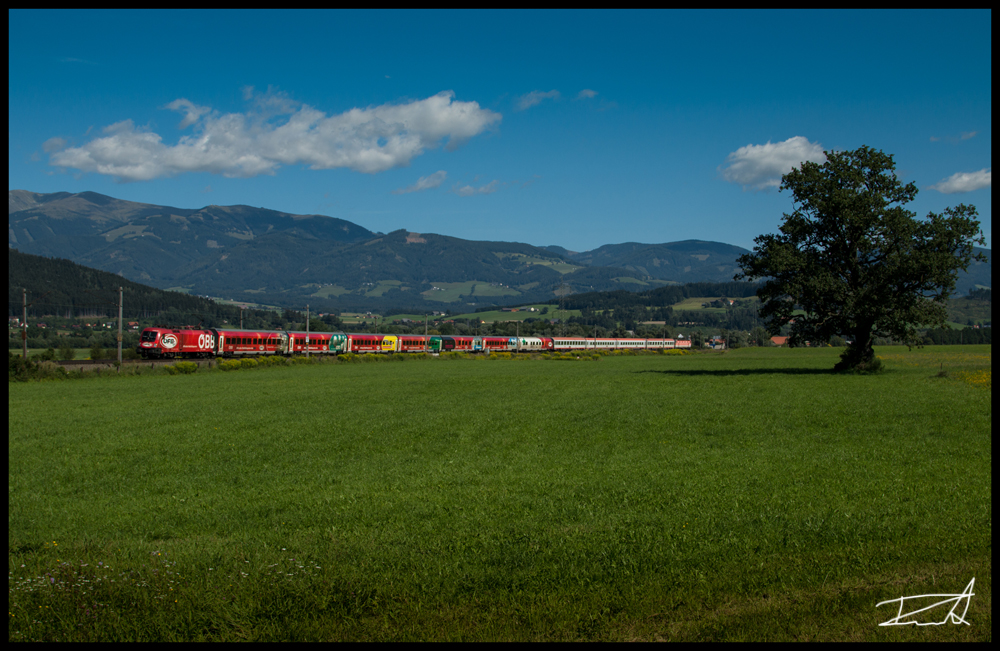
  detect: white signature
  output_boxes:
[876,578,975,626]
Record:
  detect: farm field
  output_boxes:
[421,281,521,303]
[451,305,582,324]
[8,346,991,641]
[492,252,584,275]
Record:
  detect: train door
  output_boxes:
[211,329,223,355]
[381,335,398,353]
[473,337,483,352]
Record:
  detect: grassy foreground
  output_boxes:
[8,346,991,641]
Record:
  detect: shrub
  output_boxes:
[850,356,885,375]
[34,347,58,361]
[89,344,105,361]
[9,352,40,381]
[219,359,243,371]
[58,345,76,361]
[34,360,68,380]
[174,361,198,374]
[240,358,259,369]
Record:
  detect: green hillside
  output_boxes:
[11,190,989,314]
[8,248,285,329]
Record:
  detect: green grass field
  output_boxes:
[421,281,522,303]
[671,296,737,313]
[493,252,584,275]
[448,305,581,323]
[8,346,991,641]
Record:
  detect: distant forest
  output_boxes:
[8,249,326,330]
[546,281,762,311]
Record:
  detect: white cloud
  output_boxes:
[928,168,991,194]
[516,90,560,111]
[931,131,978,143]
[392,170,447,194]
[452,180,499,196]
[42,137,67,153]
[719,136,827,190]
[576,89,598,100]
[48,90,501,182]
[165,98,212,129]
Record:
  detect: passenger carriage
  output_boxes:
[396,335,431,353]
[215,328,287,356]
[284,331,346,355]
[347,334,386,353]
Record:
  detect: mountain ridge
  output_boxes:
[9,190,989,310]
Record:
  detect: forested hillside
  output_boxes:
[8,248,283,328]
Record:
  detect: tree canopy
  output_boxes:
[735,145,986,371]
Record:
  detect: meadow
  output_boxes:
[8,346,991,641]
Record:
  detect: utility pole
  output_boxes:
[117,286,123,369]
[306,304,310,358]
[22,289,28,359]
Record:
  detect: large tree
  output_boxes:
[735,145,986,371]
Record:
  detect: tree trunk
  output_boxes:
[834,322,876,371]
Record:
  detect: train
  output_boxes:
[137,326,691,359]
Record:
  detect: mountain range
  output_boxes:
[9,190,991,311]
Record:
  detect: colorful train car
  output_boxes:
[138,326,692,359]
[216,329,287,356]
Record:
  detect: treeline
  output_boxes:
[923,327,991,345]
[550,281,762,311]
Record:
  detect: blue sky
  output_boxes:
[8,9,992,252]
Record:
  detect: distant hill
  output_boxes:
[10,190,989,311]
[961,247,992,290]
[8,190,375,286]
[564,240,752,284]
[7,248,276,327]
[8,190,664,310]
